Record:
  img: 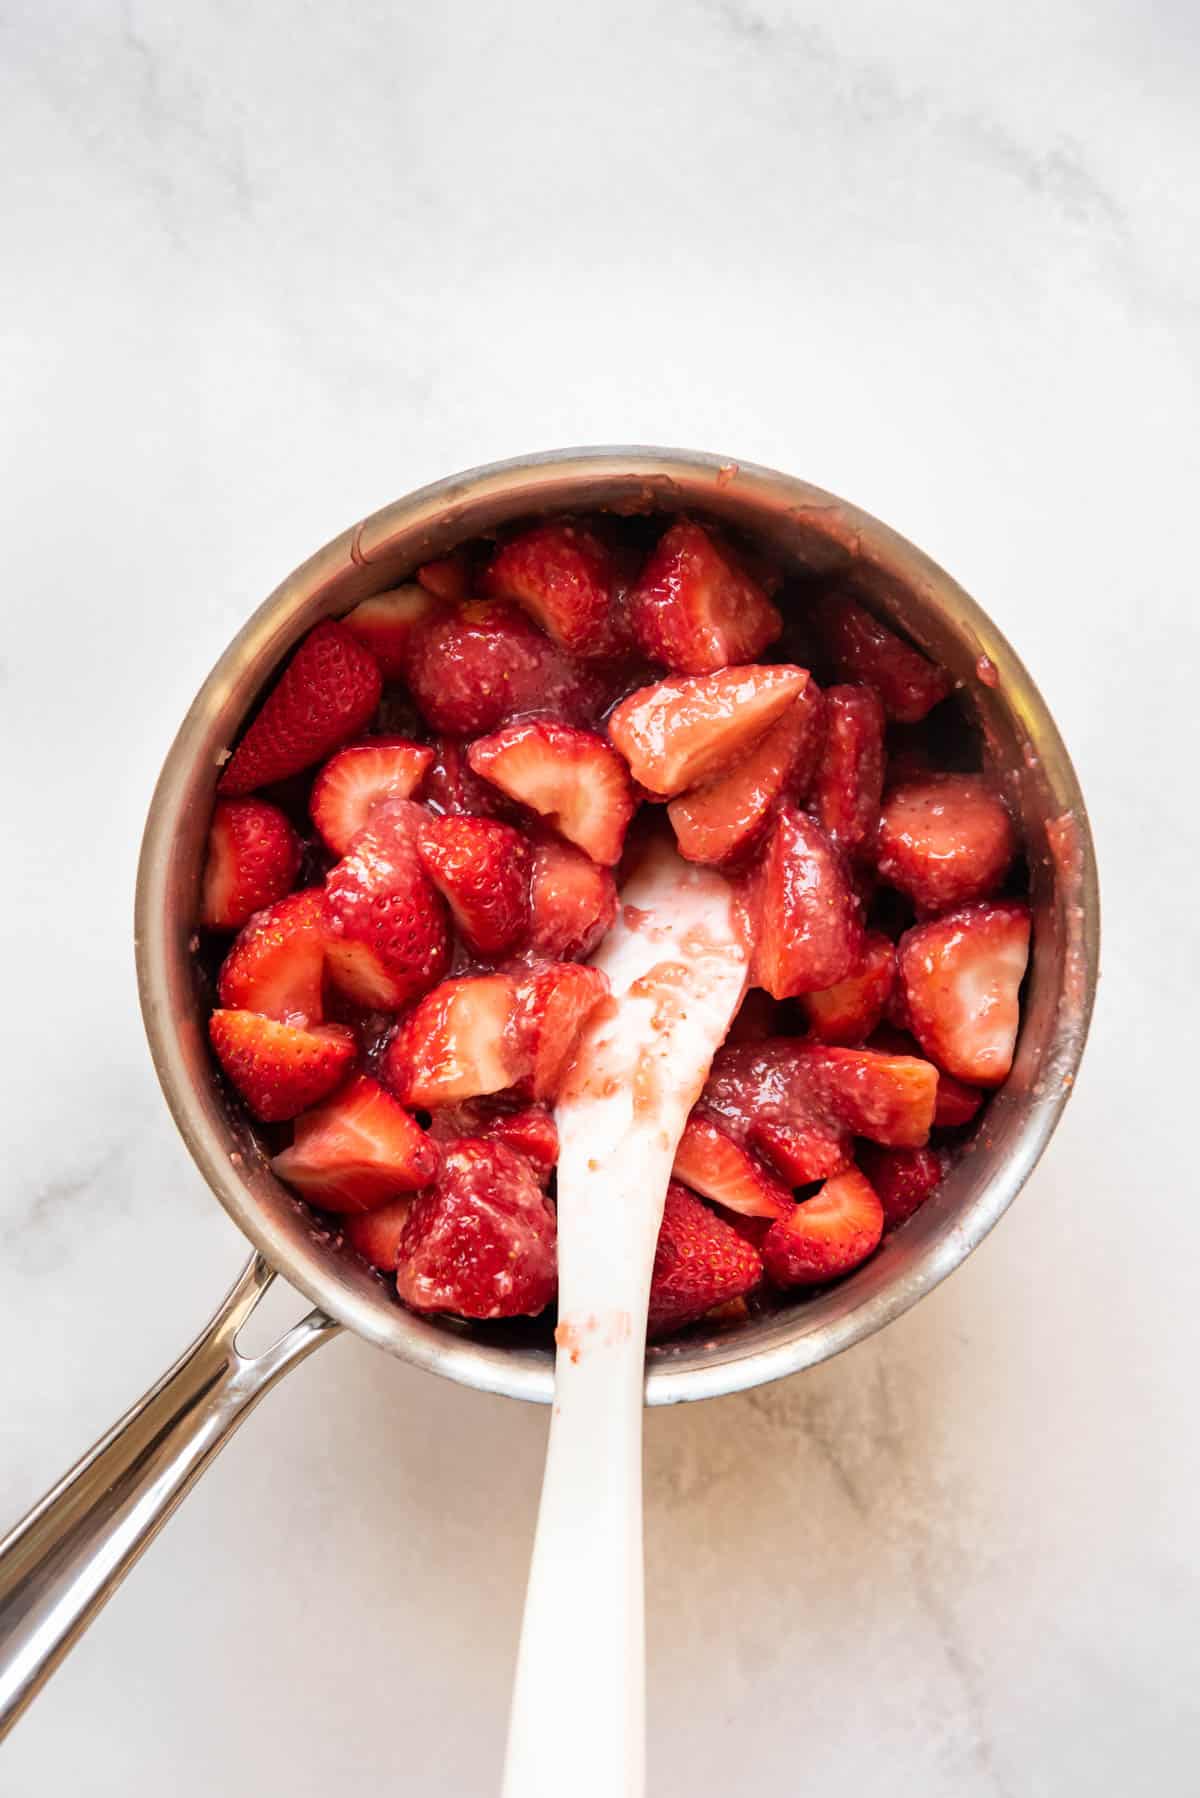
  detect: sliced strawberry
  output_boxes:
[323,800,450,1010]
[513,962,610,1101]
[801,931,896,1045]
[395,1139,557,1319]
[220,620,382,794]
[667,681,824,865]
[897,901,1030,1085]
[416,551,472,603]
[672,1115,792,1219]
[341,585,446,678]
[271,1073,440,1213]
[745,809,863,998]
[343,1196,414,1271]
[198,798,301,931]
[524,833,618,961]
[405,600,594,735]
[309,738,435,856]
[628,520,781,673]
[867,1023,986,1127]
[416,815,532,957]
[483,521,617,658]
[382,973,523,1107]
[812,592,951,723]
[877,774,1017,913]
[856,1144,944,1228]
[608,665,810,797]
[647,1182,763,1339]
[468,720,635,866]
[427,1099,559,1182]
[217,888,328,1022]
[761,1168,884,1287]
[422,737,513,819]
[208,1010,355,1122]
[809,683,886,858]
[749,1118,850,1185]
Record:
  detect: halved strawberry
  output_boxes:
[513,962,611,1101]
[271,1073,440,1213]
[761,1167,884,1287]
[343,1196,414,1271]
[672,1115,792,1219]
[812,592,951,723]
[745,809,863,998]
[382,973,523,1107]
[801,931,896,1045]
[198,798,301,931]
[341,585,446,678]
[647,1182,764,1339]
[628,520,781,673]
[427,1099,559,1182]
[395,1139,557,1319]
[483,521,617,658]
[897,901,1031,1085]
[524,833,618,961]
[405,600,594,735]
[608,665,810,797]
[416,551,472,603]
[208,1010,356,1122]
[877,773,1017,913]
[809,683,886,858]
[855,1144,944,1228]
[219,620,383,794]
[323,800,450,1010]
[217,888,328,1022]
[421,737,514,819]
[867,1023,986,1127]
[468,720,635,866]
[667,681,824,865]
[309,738,435,856]
[416,815,532,957]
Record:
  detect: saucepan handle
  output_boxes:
[0,1253,339,1739]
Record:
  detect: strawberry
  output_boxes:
[217,888,328,1022]
[897,901,1030,1085]
[219,620,382,794]
[309,738,435,856]
[208,1010,356,1122]
[468,720,635,866]
[514,962,611,1101]
[628,520,781,673]
[647,1182,763,1339]
[395,1139,557,1319]
[855,1144,944,1228]
[761,1168,884,1287]
[812,591,951,723]
[416,815,532,957]
[341,585,446,678]
[405,600,594,735]
[877,773,1017,913]
[271,1073,440,1212]
[524,833,618,961]
[608,665,810,797]
[323,799,450,1010]
[671,1115,792,1219]
[343,1196,414,1271]
[382,973,524,1107]
[198,798,301,931]
[749,1119,850,1185]
[483,521,618,658]
[801,931,896,1045]
[427,1099,559,1182]
[667,681,824,865]
[745,809,863,998]
[416,551,472,603]
[868,1024,985,1127]
[809,684,886,858]
[422,737,514,819]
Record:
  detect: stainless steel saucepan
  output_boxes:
[0,448,1099,1740]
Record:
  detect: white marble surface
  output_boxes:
[3,2,1198,1791]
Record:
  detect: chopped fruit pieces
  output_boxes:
[628,520,781,673]
[525,834,618,961]
[323,800,450,1010]
[270,1074,439,1213]
[668,682,824,865]
[208,1011,356,1122]
[417,815,532,957]
[672,1115,792,1219]
[217,888,328,1022]
[897,901,1030,1085]
[468,720,635,866]
[877,774,1017,913]
[220,620,382,794]
[746,809,863,998]
[396,1139,557,1319]
[416,551,472,603]
[761,1168,884,1287]
[609,665,810,797]
[483,521,616,657]
[856,1144,944,1228]
[309,738,435,856]
[341,585,446,678]
[749,1118,849,1185]
[199,798,301,931]
[801,932,896,1045]
[934,1071,985,1128]
[810,683,886,858]
[428,1100,559,1181]
[813,592,951,723]
[382,973,522,1107]
[422,736,513,818]
[647,1182,764,1339]
[343,1196,414,1271]
[405,600,592,735]
[514,962,610,1101]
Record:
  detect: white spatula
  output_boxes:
[502,838,749,1798]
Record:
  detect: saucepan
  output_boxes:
[0,447,1099,1741]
